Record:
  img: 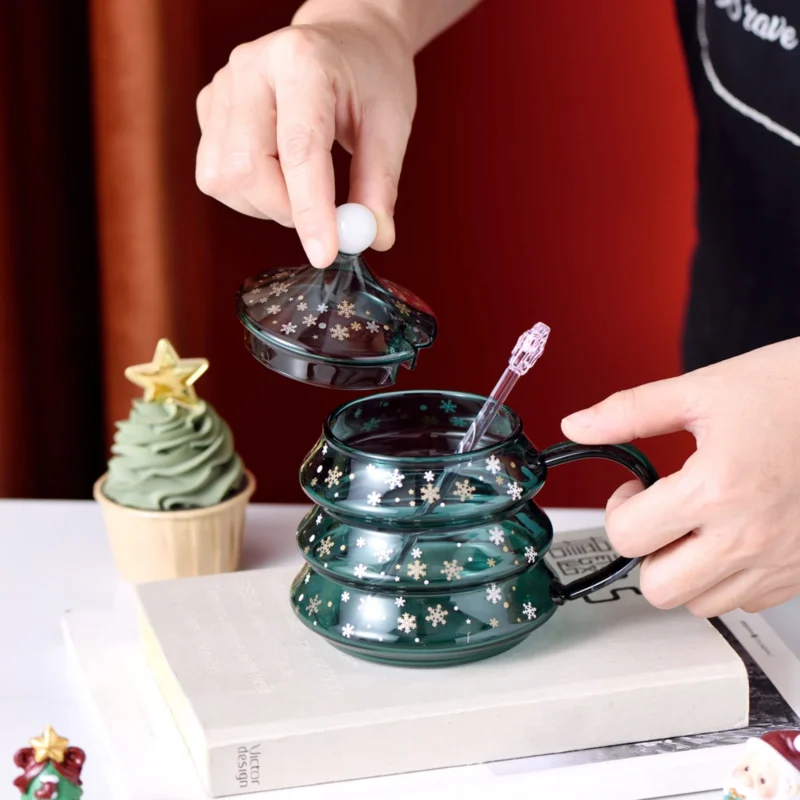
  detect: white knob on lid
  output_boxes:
[336,203,377,255]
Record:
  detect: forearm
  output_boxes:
[293,0,483,53]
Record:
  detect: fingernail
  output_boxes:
[304,238,325,269]
[562,409,593,428]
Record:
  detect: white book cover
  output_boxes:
[61,529,800,800]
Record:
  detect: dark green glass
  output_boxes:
[291,390,658,667]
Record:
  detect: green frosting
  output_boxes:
[104,400,245,511]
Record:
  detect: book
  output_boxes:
[129,528,749,796]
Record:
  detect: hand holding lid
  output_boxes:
[236,204,437,390]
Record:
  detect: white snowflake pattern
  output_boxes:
[302,314,318,326]
[485,455,502,475]
[507,482,523,501]
[488,526,505,546]
[266,304,281,314]
[524,546,538,564]
[489,618,499,628]
[304,572,311,584]
[420,483,440,503]
[306,595,321,615]
[411,547,422,559]
[522,602,538,620]
[317,303,329,313]
[454,479,476,502]
[269,281,290,296]
[280,322,298,335]
[341,623,355,638]
[366,320,380,333]
[374,545,393,564]
[331,324,350,341]
[407,560,427,581]
[297,301,308,311]
[423,470,436,482]
[397,613,417,634]
[394,596,406,607]
[367,491,382,507]
[355,536,366,548]
[425,605,448,627]
[351,321,362,331]
[440,559,464,581]
[337,300,356,319]
[325,467,343,487]
[310,477,318,487]
[322,444,328,455]
[316,513,323,524]
[341,591,351,602]
[354,564,368,579]
[317,537,334,557]
[384,469,405,490]
[486,584,503,604]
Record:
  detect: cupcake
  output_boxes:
[94,338,255,582]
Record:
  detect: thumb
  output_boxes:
[561,376,694,444]
[348,101,412,251]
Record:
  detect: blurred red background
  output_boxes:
[192,0,697,507]
[0,0,697,504]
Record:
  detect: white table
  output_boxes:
[1,500,797,800]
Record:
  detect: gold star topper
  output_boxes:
[30,725,69,764]
[124,338,209,408]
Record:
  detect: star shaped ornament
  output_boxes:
[29,726,69,764]
[124,339,209,408]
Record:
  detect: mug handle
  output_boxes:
[541,441,659,604]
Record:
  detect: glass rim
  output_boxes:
[322,389,524,464]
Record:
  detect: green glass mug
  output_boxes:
[291,390,658,667]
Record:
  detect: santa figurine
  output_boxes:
[724,730,800,800]
[13,726,85,799]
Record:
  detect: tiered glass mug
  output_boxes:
[291,390,658,667]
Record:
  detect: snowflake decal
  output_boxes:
[411,547,422,559]
[302,314,318,326]
[297,301,308,311]
[489,618,499,628]
[440,559,464,581]
[522,602,538,620]
[507,482,523,501]
[355,536,366,548]
[366,320,380,333]
[362,418,379,432]
[407,560,427,581]
[488,526,505,546]
[420,483,440,503]
[374,545,393,564]
[485,455,502,475]
[486,584,503,604]
[351,321,362,331]
[269,281,290,296]
[384,469,405,490]
[281,322,298,335]
[495,475,505,485]
[396,302,410,316]
[306,595,321,615]
[316,513,323,524]
[325,467,343,487]
[322,444,328,455]
[317,303,328,313]
[342,623,355,638]
[423,470,436,482]
[487,557,497,567]
[524,546,538,564]
[454,479,476,502]
[450,416,469,428]
[341,591,350,603]
[331,324,350,341]
[304,572,311,584]
[425,604,448,627]
[317,537,334,557]
[397,613,417,634]
[354,564,368,579]
[394,596,406,608]
[367,491,382,507]
[440,399,457,413]
[337,300,356,319]
[266,304,281,314]
[310,477,318,487]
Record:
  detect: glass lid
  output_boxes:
[236,204,437,390]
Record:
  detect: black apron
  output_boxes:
[674,0,800,370]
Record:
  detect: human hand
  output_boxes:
[195,5,416,267]
[561,337,800,617]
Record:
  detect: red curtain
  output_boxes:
[0,0,696,505]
